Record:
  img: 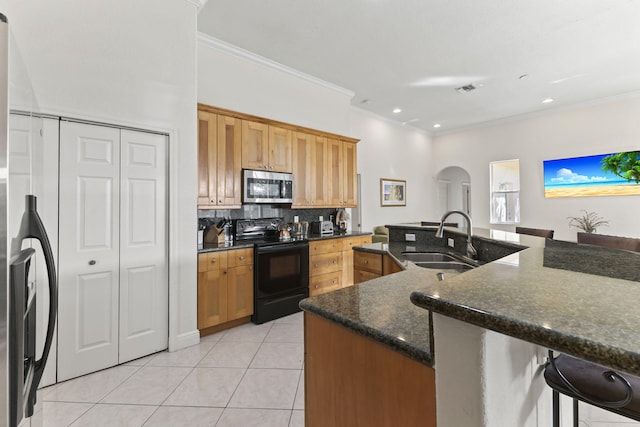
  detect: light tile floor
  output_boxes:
[22,309,640,427]
[27,312,305,427]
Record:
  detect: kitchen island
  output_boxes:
[300,224,640,426]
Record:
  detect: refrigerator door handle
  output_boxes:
[11,195,58,418]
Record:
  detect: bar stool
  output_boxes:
[544,350,640,426]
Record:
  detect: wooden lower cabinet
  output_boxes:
[353,248,403,284]
[309,235,372,296]
[304,313,436,427]
[197,248,254,335]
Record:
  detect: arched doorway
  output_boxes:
[435,166,472,216]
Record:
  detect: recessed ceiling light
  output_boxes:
[433,124,441,128]
[542,98,554,104]
[393,108,402,114]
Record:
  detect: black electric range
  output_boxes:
[234,218,310,324]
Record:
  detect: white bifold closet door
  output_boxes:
[57,121,167,381]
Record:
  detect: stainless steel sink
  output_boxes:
[401,252,459,262]
[401,251,477,272]
[413,261,475,272]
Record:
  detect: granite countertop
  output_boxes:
[301,224,640,375]
[410,237,640,376]
[197,230,372,253]
[298,226,522,366]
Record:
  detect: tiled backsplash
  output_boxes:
[198,206,342,226]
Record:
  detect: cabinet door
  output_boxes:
[292,132,312,206]
[197,269,228,329]
[227,265,254,320]
[217,115,242,207]
[197,111,216,207]
[268,126,293,173]
[309,271,341,296]
[343,141,358,207]
[311,136,328,206]
[354,269,381,284]
[327,138,344,207]
[242,120,269,170]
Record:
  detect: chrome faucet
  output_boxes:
[436,210,478,259]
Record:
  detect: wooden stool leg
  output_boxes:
[553,389,560,427]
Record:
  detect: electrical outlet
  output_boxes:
[405,233,416,242]
[447,238,455,247]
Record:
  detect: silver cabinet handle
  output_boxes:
[89,260,96,266]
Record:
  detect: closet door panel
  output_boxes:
[119,130,168,363]
[58,121,120,381]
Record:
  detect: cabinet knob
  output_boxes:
[249,266,253,271]
[223,271,227,275]
[211,199,214,203]
[363,260,369,264]
[314,263,319,268]
[332,260,336,264]
[314,285,319,289]
[332,280,337,284]
[218,200,222,203]
[211,258,216,264]
[239,256,245,260]
[88,260,96,266]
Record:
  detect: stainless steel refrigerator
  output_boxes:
[1,12,58,427]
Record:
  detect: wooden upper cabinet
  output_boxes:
[268,126,293,173]
[197,110,242,209]
[343,141,358,207]
[327,138,358,207]
[311,136,328,206]
[197,111,217,206]
[216,116,242,207]
[327,138,344,207]
[292,132,312,206]
[242,120,269,170]
[241,121,292,172]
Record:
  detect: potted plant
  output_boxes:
[567,210,609,234]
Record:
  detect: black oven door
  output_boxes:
[255,242,309,299]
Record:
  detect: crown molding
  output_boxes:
[197,32,354,98]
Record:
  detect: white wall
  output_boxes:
[2,0,200,351]
[351,109,435,233]
[198,35,353,137]
[433,96,640,241]
[198,37,436,234]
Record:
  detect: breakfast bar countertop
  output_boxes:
[410,237,640,376]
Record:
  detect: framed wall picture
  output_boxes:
[380,178,406,206]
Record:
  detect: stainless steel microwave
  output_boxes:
[243,169,294,204]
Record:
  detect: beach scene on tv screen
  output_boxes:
[543,151,640,198]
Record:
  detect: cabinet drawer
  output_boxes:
[310,238,342,255]
[310,252,343,276]
[354,268,381,284]
[353,251,382,274]
[198,251,228,272]
[342,235,372,251]
[227,247,254,268]
[309,271,341,296]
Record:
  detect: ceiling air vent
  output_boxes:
[455,84,477,93]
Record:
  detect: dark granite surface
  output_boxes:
[300,225,530,366]
[301,223,640,375]
[410,236,640,376]
[197,231,371,253]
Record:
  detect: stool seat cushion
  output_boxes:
[544,354,640,419]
